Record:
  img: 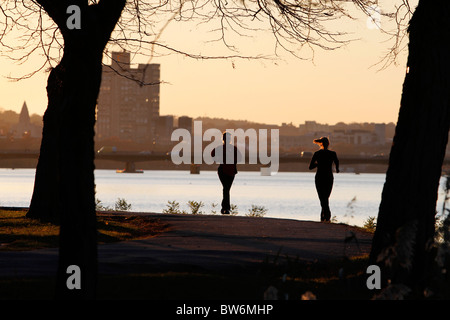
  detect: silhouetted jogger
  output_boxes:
[211,132,241,215]
[309,137,340,222]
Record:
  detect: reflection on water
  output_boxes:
[0,168,446,227]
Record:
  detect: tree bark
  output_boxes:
[26,0,126,299]
[369,0,450,292]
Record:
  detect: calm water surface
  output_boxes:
[0,168,447,227]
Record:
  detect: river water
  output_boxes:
[0,168,447,227]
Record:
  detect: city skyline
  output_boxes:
[0,3,412,127]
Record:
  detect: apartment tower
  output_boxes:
[96,51,160,144]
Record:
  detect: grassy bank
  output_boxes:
[0,208,169,251]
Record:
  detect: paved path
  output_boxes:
[0,213,373,277]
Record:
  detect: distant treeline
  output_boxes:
[0,109,42,133]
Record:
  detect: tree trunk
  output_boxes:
[54,48,102,299]
[26,0,126,299]
[26,66,62,223]
[369,0,450,293]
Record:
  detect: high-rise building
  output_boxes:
[374,123,386,145]
[96,51,160,143]
[156,115,174,145]
[178,116,193,133]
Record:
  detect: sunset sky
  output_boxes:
[0,1,415,126]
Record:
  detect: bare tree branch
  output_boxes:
[0,0,413,81]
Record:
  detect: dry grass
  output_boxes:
[0,209,169,251]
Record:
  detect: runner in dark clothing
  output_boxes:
[211,132,241,214]
[309,137,340,222]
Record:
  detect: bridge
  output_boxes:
[2,150,450,168]
[0,150,390,164]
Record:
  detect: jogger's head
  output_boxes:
[223,131,232,144]
[314,137,329,149]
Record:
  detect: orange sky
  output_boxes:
[0,1,414,126]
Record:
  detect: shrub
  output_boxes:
[230,204,239,215]
[363,216,377,233]
[95,198,112,211]
[163,200,182,214]
[187,200,204,215]
[115,198,132,211]
[96,198,132,212]
[210,202,218,214]
[246,205,268,217]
